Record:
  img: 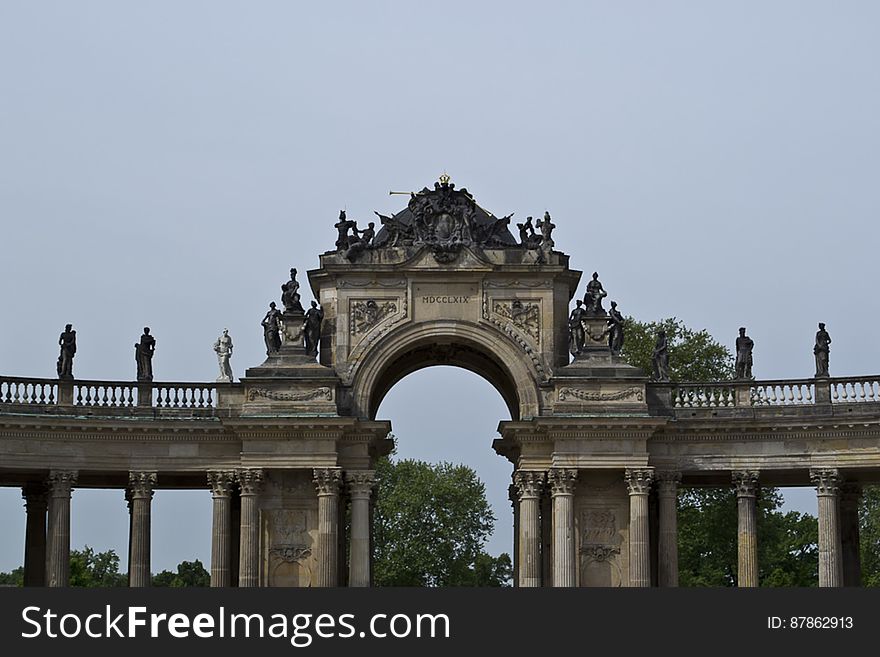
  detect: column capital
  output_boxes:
[732,470,759,498]
[656,470,681,496]
[22,483,48,511]
[625,468,653,495]
[47,470,78,496]
[236,468,264,495]
[810,468,840,496]
[548,468,577,496]
[314,468,343,496]
[344,470,376,498]
[128,471,157,499]
[513,470,545,499]
[207,470,235,497]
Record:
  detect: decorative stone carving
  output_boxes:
[57,324,76,380]
[344,221,376,261]
[236,469,264,495]
[207,470,234,496]
[557,386,643,402]
[493,300,540,342]
[581,509,619,545]
[281,268,305,314]
[128,471,157,499]
[732,470,759,497]
[536,211,555,253]
[652,330,670,382]
[583,272,607,316]
[134,327,155,382]
[345,470,376,495]
[213,329,234,383]
[513,470,545,498]
[47,470,77,494]
[548,468,577,495]
[814,322,831,378]
[735,327,754,379]
[483,294,547,381]
[517,216,542,250]
[334,210,356,251]
[350,299,398,336]
[313,468,343,496]
[261,302,283,355]
[810,467,840,495]
[268,510,312,563]
[624,469,653,495]
[246,387,333,402]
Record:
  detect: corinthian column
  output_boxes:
[314,468,342,587]
[625,468,653,587]
[127,471,157,587]
[346,470,375,587]
[45,470,77,588]
[732,470,759,588]
[840,484,862,587]
[811,468,842,587]
[237,469,264,587]
[22,483,48,587]
[207,471,235,587]
[656,471,681,587]
[548,468,577,587]
[514,470,545,587]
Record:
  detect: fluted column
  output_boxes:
[514,470,545,587]
[509,484,520,587]
[732,470,759,587]
[346,470,375,587]
[22,483,48,587]
[45,470,77,588]
[811,468,843,587]
[656,471,680,587]
[314,468,342,587]
[625,468,653,587]
[840,484,862,587]
[237,469,264,587]
[127,471,156,587]
[207,471,235,587]
[548,468,577,587]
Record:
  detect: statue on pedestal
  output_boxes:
[57,324,76,380]
[213,329,234,383]
[814,322,831,377]
[135,327,156,382]
[281,268,305,314]
[262,302,283,355]
[652,330,670,382]
[583,272,608,316]
[735,327,754,379]
[568,300,586,356]
[607,301,625,356]
[303,301,324,357]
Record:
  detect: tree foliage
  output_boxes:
[373,454,511,586]
[70,546,127,587]
[860,486,880,586]
[152,559,210,587]
[0,567,23,587]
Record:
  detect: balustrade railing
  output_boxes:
[830,377,880,403]
[672,384,736,408]
[749,380,814,406]
[74,382,137,407]
[670,377,875,410]
[0,378,57,405]
[152,384,216,409]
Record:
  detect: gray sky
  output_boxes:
[2,1,879,572]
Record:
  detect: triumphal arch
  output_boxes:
[2,177,880,588]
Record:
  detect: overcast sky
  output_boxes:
[1,1,879,572]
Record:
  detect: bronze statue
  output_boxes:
[583,272,608,316]
[56,324,76,380]
[281,268,305,313]
[134,327,156,382]
[607,301,625,356]
[303,300,324,357]
[568,300,586,356]
[814,322,831,377]
[652,330,670,382]
[735,327,754,379]
[262,302,283,355]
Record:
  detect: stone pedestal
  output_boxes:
[656,471,680,587]
[625,469,653,588]
[127,471,156,587]
[314,468,342,587]
[237,469,264,587]
[346,470,375,587]
[811,468,842,587]
[22,483,48,587]
[732,470,759,588]
[549,468,577,587]
[514,470,544,588]
[46,470,77,588]
[208,471,235,587]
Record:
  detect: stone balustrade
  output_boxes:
[664,377,870,411]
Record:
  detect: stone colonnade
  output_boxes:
[510,466,862,588]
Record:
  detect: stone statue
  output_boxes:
[652,330,670,382]
[814,322,831,377]
[134,327,156,382]
[517,216,543,249]
[281,268,305,313]
[568,300,586,356]
[56,324,76,380]
[303,300,324,357]
[213,329,234,383]
[583,272,608,316]
[262,302,283,355]
[607,301,625,356]
[345,221,375,261]
[536,211,555,250]
[735,327,754,379]
[334,210,356,251]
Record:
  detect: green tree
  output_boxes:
[0,567,24,587]
[623,317,819,586]
[373,454,511,586]
[860,486,880,586]
[153,559,210,587]
[69,547,127,587]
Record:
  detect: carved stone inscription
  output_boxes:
[413,283,478,321]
